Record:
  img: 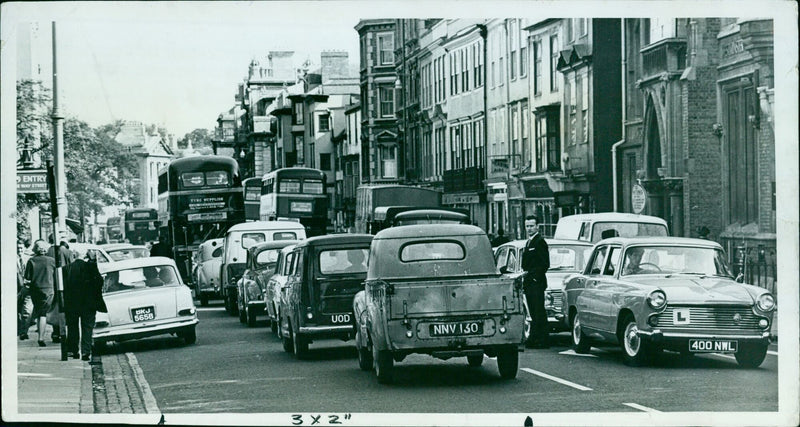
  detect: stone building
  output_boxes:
[114,121,174,209]
[355,19,400,183]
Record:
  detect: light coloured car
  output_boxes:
[265,244,298,335]
[494,239,594,333]
[69,242,113,264]
[553,212,669,243]
[194,238,224,306]
[236,240,298,327]
[563,237,775,368]
[94,257,199,349]
[105,245,150,262]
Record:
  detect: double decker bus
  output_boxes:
[260,167,329,236]
[242,177,262,221]
[121,208,159,245]
[158,155,245,283]
[106,216,122,243]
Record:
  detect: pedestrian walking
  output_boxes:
[46,240,73,343]
[490,228,511,247]
[17,240,34,340]
[23,240,56,346]
[64,250,108,361]
[520,215,550,349]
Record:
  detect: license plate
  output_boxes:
[330,313,351,324]
[429,321,484,337]
[132,306,155,322]
[688,339,738,353]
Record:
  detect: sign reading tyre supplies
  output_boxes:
[689,339,738,353]
[430,321,483,337]
[132,306,155,322]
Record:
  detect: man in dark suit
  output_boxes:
[64,251,108,361]
[520,215,550,348]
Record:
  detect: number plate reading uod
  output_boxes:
[132,306,155,322]
[689,339,738,353]
[330,313,351,324]
[429,321,483,337]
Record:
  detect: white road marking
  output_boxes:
[623,402,662,413]
[559,349,598,357]
[17,373,52,377]
[521,368,593,391]
[195,307,226,311]
[126,352,161,414]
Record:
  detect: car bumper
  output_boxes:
[297,324,355,337]
[93,317,199,343]
[246,301,265,314]
[638,329,772,351]
[381,314,526,353]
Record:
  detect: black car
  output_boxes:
[237,240,299,327]
[278,234,374,359]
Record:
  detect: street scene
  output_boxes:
[3,2,798,427]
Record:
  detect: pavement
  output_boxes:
[14,323,156,416]
[11,311,780,416]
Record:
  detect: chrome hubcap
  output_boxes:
[624,323,640,356]
[573,317,581,344]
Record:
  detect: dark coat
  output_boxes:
[25,255,55,291]
[64,259,108,314]
[521,233,549,288]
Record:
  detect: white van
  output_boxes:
[552,213,669,243]
[220,221,306,314]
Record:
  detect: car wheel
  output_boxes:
[373,345,393,384]
[274,309,282,338]
[522,298,532,344]
[179,327,197,345]
[199,295,208,307]
[223,293,232,313]
[735,343,768,368]
[270,312,278,333]
[496,346,519,379]
[238,300,247,324]
[282,319,294,354]
[467,354,484,367]
[357,331,373,371]
[620,314,649,366]
[571,312,591,354]
[293,330,309,359]
[246,306,257,327]
[93,341,107,355]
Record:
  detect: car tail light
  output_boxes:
[95,321,109,328]
[179,307,196,316]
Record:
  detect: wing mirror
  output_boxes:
[735,273,744,283]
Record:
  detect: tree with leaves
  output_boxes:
[177,128,213,151]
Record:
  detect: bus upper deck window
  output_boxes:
[303,180,323,194]
[205,171,229,186]
[181,172,205,187]
[279,179,301,193]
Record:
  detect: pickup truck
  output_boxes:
[353,224,526,384]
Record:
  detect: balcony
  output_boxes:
[443,166,485,193]
[252,116,275,135]
[640,38,687,82]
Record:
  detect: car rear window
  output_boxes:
[319,249,369,274]
[400,241,465,262]
[591,222,668,242]
[102,265,180,293]
[273,232,297,240]
[242,233,266,248]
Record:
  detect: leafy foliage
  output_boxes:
[177,128,213,151]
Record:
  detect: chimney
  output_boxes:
[321,50,349,80]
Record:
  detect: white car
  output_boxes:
[69,242,113,264]
[105,245,150,262]
[94,257,199,349]
[194,238,224,306]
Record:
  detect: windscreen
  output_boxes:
[102,265,180,293]
[549,245,593,272]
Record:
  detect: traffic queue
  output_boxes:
[41,155,773,384]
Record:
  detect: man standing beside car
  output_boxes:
[64,250,108,361]
[521,215,550,349]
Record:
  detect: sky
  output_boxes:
[8,2,365,138]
